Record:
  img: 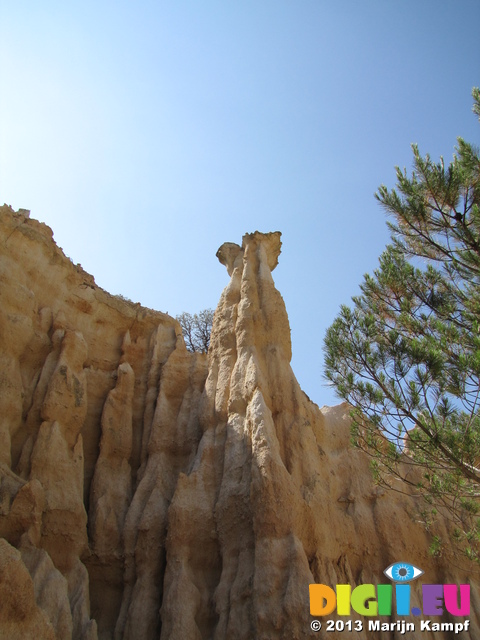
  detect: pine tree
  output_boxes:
[324,88,480,561]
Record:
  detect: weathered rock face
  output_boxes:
[0,205,478,639]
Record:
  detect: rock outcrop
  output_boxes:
[0,205,478,639]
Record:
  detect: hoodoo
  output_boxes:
[0,205,478,639]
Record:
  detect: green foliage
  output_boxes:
[429,536,443,558]
[324,89,480,562]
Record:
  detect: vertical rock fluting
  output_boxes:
[115,340,207,640]
[160,232,318,640]
[160,231,480,640]
[1,206,479,640]
[0,206,207,640]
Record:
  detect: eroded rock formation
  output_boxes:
[0,205,478,639]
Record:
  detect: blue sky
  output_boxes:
[1,1,479,407]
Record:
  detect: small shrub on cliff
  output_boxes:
[176,309,214,353]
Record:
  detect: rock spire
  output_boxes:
[0,207,478,639]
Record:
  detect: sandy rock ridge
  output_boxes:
[0,205,478,639]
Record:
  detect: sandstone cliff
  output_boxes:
[0,204,478,639]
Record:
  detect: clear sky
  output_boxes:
[1,1,479,407]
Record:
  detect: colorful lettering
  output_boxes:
[422,584,444,616]
[377,584,392,615]
[309,584,336,616]
[309,581,470,618]
[395,584,410,616]
[336,585,351,615]
[351,584,378,616]
[444,584,470,616]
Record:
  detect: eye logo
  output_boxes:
[384,562,424,583]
